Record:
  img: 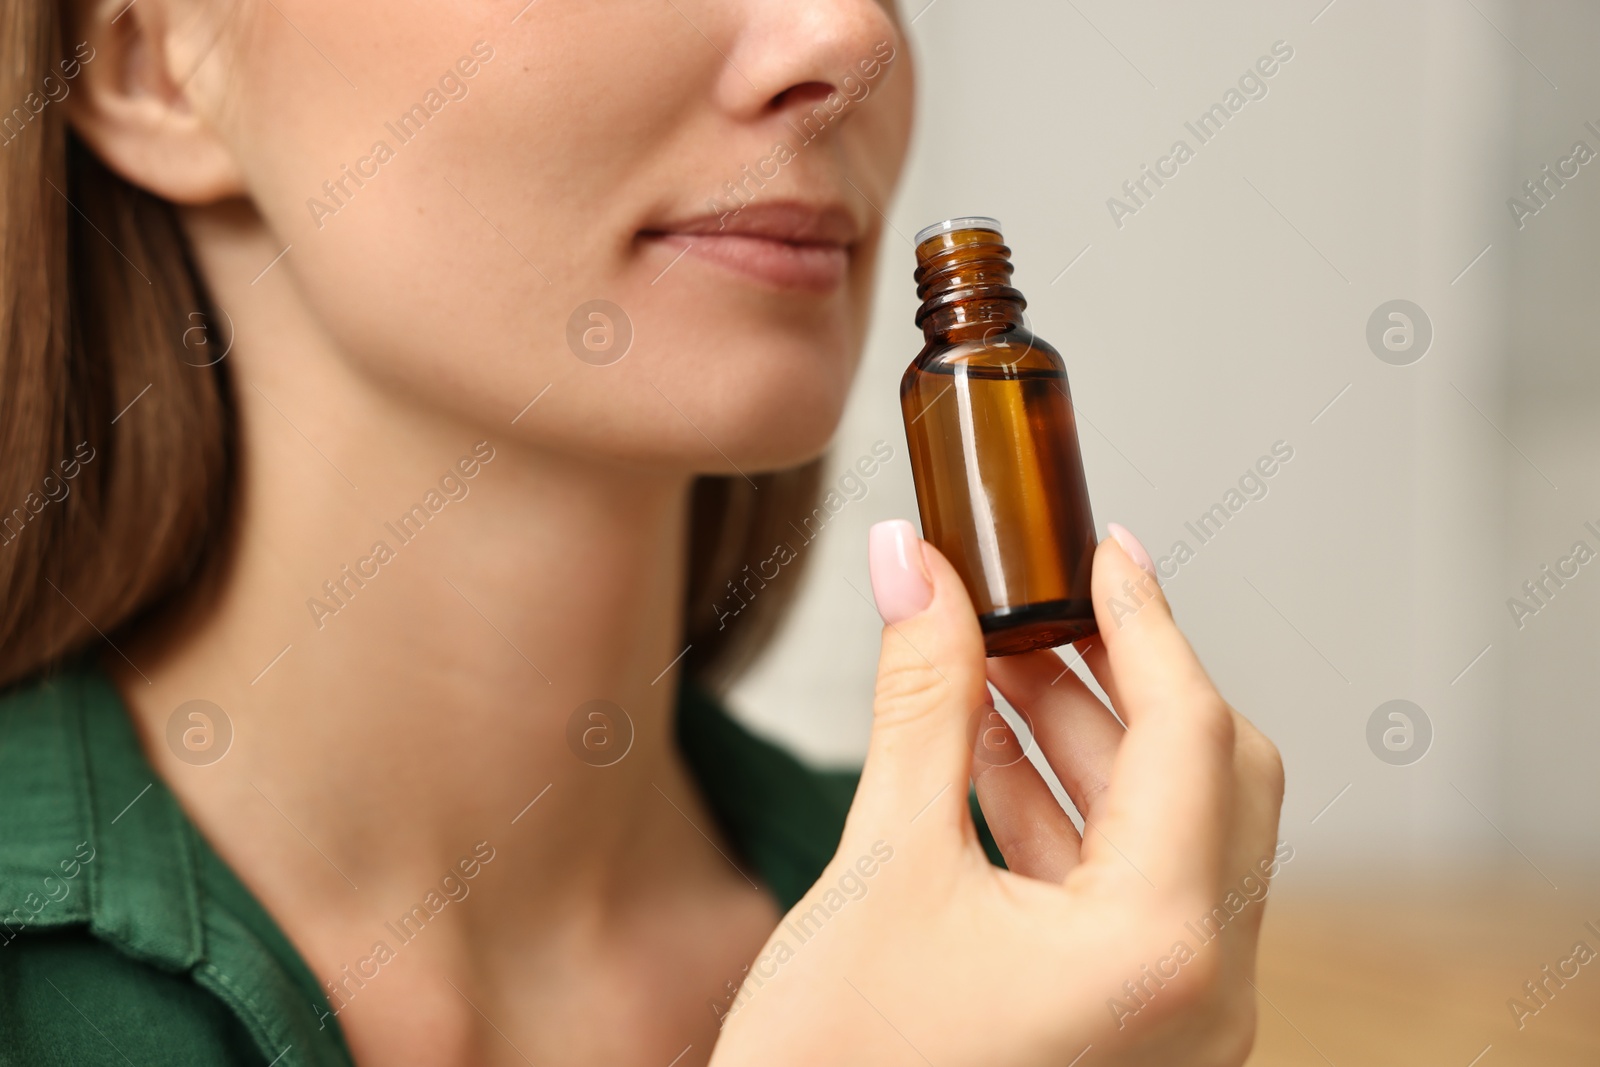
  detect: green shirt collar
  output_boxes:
[0,662,870,1066]
[0,667,202,970]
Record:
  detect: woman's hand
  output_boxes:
[709,521,1286,1067]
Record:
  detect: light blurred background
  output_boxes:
[728,0,1600,1062]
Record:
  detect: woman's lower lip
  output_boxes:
[646,233,849,293]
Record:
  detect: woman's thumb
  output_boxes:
[850,520,990,833]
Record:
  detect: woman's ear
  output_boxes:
[64,0,247,204]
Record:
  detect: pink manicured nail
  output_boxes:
[1107,522,1157,579]
[868,520,933,624]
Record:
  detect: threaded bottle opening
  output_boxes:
[913,217,1026,330]
[913,216,1004,247]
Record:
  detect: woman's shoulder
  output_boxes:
[676,682,1003,910]
[0,664,354,1066]
[676,682,862,910]
[0,929,262,1065]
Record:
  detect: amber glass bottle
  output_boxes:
[901,218,1098,656]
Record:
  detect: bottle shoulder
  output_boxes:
[906,327,1066,379]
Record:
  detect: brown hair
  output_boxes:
[0,4,820,693]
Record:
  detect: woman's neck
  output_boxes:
[112,213,751,985]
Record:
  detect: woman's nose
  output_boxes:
[708,0,904,121]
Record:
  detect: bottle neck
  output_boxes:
[922,298,1027,343]
[914,227,1027,345]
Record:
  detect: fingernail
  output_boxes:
[1107,522,1157,579]
[868,520,933,624]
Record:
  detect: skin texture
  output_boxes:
[61,0,1283,1063]
[70,0,910,1063]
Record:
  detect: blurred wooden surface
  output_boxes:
[1246,879,1600,1066]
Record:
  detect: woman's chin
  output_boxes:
[645,369,854,473]
[692,417,843,476]
[500,396,845,477]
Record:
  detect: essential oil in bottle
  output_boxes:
[900,217,1098,657]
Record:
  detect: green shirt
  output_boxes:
[0,665,999,1064]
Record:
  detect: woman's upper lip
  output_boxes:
[644,201,862,247]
